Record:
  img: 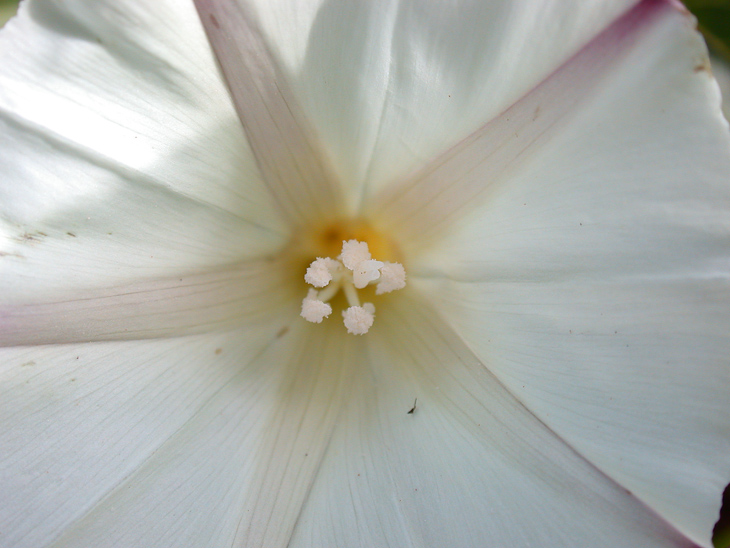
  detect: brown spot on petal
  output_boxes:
[694,58,712,74]
[17,231,44,243]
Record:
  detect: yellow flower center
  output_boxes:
[301,219,402,264]
[291,219,407,335]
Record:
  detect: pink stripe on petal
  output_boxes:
[366,0,673,251]
[0,258,295,346]
[194,0,344,228]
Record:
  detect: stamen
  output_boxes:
[301,289,332,323]
[342,281,361,308]
[301,239,406,334]
[352,259,384,289]
[304,257,340,288]
[340,239,371,270]
[343,303,375,335]
[316,279,342,303]
[376,262,406,295]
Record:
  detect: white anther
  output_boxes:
[301,239,407,334]
[352,259,384,289]
[301,289,332,323]
[376,262,407,295]
[342,303,376,335]
[340,239,371,270]
[305,257,341,287]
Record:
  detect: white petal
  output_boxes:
[194,0,344,227]
[0,0,283,229]
[712,54,730,121]
[241,0,636,207]
[0,0,288,293]
[288,296,692,548]
[0,257,296,346]
[366,0,677,252]
[0,118,285,293]
[10,321,363,548]
[410,5,730,545]
[0,323,288,548]
[416,277,730,548]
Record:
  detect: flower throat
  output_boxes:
[298,221,406,335]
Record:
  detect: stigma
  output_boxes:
[300,239,406,334]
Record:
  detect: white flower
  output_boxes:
[1,0,729,547]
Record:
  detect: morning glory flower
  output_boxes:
[1,0,729,546]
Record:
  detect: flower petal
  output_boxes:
[0,113,285,290]
[194,0,344,226]
[0,124,286,280]
[409,4,730,545]
[0,325,286,548]
[366,0,674,252]
[0,321,361,548]
[0,0,290,324]
[0,0,282,231]
[240,0,636,205]
[418,277,729,546]
[0,257,296,346]
[288,295,695,548]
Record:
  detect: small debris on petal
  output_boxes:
[407,397,417,414]
[343,304,375,335]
